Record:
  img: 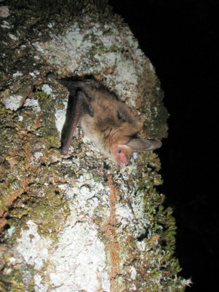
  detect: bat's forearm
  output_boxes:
[61,92,84,155]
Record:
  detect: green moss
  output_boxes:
[8,188,70,241]
[139,65,169,140]
[0,89,69,244]
[134,152,185,290]
[36,90,52,102]
[32,91,60,148]
[0,250,35,291]
[0,197,8,212]
[95,41,119,56]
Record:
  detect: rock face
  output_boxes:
[0,2,190,291]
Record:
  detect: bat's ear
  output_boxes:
[127,139,162,151]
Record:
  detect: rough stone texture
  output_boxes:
[0,2,191,291]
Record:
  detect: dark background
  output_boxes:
[109,0,218,291]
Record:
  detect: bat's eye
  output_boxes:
[117,111,125,122]
[117,149,122,153]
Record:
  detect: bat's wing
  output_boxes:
[61,90,87,155]
[127,139,162,151]
[47,74,93,155]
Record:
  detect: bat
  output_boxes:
[47,74,162,165]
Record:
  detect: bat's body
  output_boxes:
[48,74,161,165]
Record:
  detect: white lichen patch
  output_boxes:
[54,107,67,134]
[24,97,41,112]
[33,16,148,103]
[1,19,10,29]
[34,151,43,161]
[130,266,137,280]
[47,155,158,290]
[41,83,68,134]
[34,273,49,292]
[115,203,134,228]
[41,84,53,96]
[16,220,52,270]
[3,95,24,111]
[58,173,110,218]
[115,165,153,238]
[49,221,110,292]
[43,171,112,291]
[13,71,23,78]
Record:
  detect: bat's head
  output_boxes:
[112,138,162,165]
